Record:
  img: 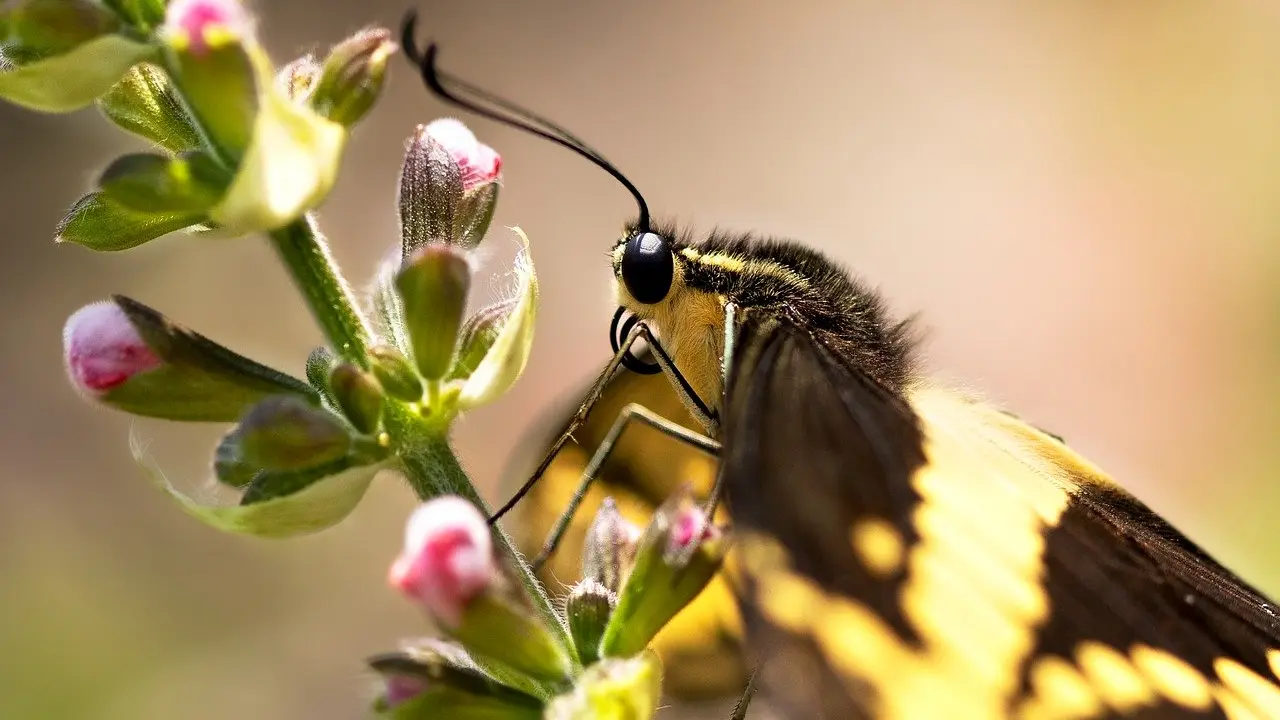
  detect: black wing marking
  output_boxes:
[720,313,929,716]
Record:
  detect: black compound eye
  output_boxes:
[620,232,673,304]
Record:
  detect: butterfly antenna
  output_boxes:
[400,10,651,232]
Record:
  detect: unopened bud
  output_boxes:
[389,496,495,629]
[233,395,351,471]
[328,362,384,434]
[309,27,394,127]
[566,578,616,666]
[62,296,317,421]
[397,124,462,255]
[97,63,203,153]
[395,244,471,381]
[422,118,502,193]
[368,344,423,401]
[582,498,642,594]
[600,487,729,658]
[447,299,513,382]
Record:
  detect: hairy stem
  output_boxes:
[269,215,373,366]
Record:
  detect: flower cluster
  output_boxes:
[374,489,729,718]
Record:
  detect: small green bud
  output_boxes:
[369,345,423,401]
[447,298,514,382]
[395,244,472,381]
[97,63,203,153]
[600,487,729,658]
[328,362,384,434]
[55,190,203,251]
[545,653,662,720]
[275,53,320,103]
[4,0,120,59]
[582,498,642,594]
[309,27,394,128]
[98,150,228,214]
[232,395,351,472]
[63,296,318,421]
[566,579,616,666]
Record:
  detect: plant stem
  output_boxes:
[269,215,373,367]
[384,402,577,667]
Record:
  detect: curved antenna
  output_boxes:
[400,11,651,232]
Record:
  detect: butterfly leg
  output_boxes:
[728,667,758,720]
[531,402,719,570]
[704,302,739,517]
[489,318,717,525]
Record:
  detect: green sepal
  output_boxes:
[599,488,729,658]
[368,645,544,720]
[369,345,423,402]
[369,256,410,354]
[239,456,356,505]
[457,230,537,410]
[454,182,499,249]
[97,63,202,153]
[101,0,166,30]
[133,432,389,538]
[54,190,202,251]
[163,28,256,163]
[4,0,121,59]
[0,32,155,112]
[305,346,338,406]
[396,244,471,381]
[101,295,319,422]
[328,362,384,435]
[544,653,662,720]
[451,593,575,693]
[98,150,228,214]
[398,126,463,256]
[447,298,514,382]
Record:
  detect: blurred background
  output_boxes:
[3,0,1280,717]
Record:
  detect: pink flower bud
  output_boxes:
[389,496,494,628]
[163,0,253,56]
[63,301,161,395]
[422,119,502,192]
[669,505,714,553]
[382,673,429,708]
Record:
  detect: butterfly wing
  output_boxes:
[722,313,1280,719]
[499,359,748,700]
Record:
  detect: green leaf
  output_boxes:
[97,63,203,153]
[0,33,155,112]
[458,229,537,410]
[133,432,388,538]
[98,150,228,214]
[55,191,202,251]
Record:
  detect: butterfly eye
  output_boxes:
[621,232,674,304]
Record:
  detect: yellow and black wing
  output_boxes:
[499,361,748,700]
[723,314,1280,719]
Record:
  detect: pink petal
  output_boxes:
[164,0,252,56]
[423,119,503,192]
[389,496,494,628]
[63,301,161,394]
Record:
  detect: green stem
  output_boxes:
[269,215,373,367]
[384,402,577,669]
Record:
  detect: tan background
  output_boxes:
[3,0,1280,717]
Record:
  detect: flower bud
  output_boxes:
[582,498,642,594]
[369,344,423,402]
[368,646,544,718]
[309,27,394,128]
[599,487,729,658]
[447,298,513,382]
[55,191,203,252]
[276,54,320,103]
[395,244,471,381]
[545,653,662,720]
[397,124,463,255]
[162,0,257,161]
[231,395,352,471]
[422,118,502,193]
[566,578,616,666]
[63,296,317,421]
[97,63,203,153]
[328,362,384,435]
[390,496,495,629]
[97,150,228,214]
